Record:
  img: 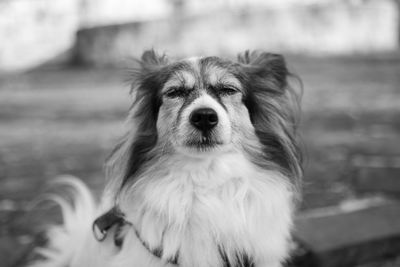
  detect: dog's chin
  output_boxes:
[175,138,228,156]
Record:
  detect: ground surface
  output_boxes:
[1,54,400,266]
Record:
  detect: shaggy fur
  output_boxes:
[30,50,302,267]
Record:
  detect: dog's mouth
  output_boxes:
[185,134,223,151]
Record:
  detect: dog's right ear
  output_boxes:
[116,50,170,192]
[129,49,169,95]
[140,50,169,67]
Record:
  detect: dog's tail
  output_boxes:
[29,176,97,267]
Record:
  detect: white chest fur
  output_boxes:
[118,152,294,267]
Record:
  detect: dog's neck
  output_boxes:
[122,150,263,198]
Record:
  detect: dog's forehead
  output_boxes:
[162,57,239,91]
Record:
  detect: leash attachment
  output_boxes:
[92,206,126,242]
[92,206,179,264]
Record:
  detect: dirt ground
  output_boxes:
[1,53,400,266]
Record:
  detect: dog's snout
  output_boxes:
[190,108,218,132]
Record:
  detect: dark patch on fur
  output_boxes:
[219,246,255,267]
[152,247,163,258]
[168,253,179,265]
[133,228,163,260]
[177,87,201,125]
[115,51,191,190]
[114,224,125,247]
[133,226,179,264]
[205,85,227,110]
[236,50,303,194]
[199,56,236,110]
[200,56,233,72]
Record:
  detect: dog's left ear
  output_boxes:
[237,51,302,186]
[237,50,288,93]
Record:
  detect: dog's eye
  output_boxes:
[164,87,189,98]
[219,87,238,96]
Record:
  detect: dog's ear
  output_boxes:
[127,49,168,111]
[110,50,173,193]
[140,49,169,70]
[128,49,168,89]
[236,50,292,121]
[237,50,288,93]
[237,51,302,188]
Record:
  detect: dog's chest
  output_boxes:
[138,154,255,228]
[122,154,292,266]
[140,172,253,266]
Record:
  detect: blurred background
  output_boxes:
[1,0,400,266]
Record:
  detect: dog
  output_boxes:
[29,50,302,267]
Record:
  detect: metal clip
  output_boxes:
[92,206,125,242]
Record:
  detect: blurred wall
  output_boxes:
[76,0,399,66]
[0,0,80,72]
[0,0,399,72]
[80,0,173,27]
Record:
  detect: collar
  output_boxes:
[92,207,179,264]
[92,206,126,242]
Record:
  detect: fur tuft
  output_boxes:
[29,176,96,267]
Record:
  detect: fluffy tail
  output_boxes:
[29,176,97,267]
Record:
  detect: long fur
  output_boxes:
[29,176,96,267]
[30,50,302,267]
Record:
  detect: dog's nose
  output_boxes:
[190,108,218,132]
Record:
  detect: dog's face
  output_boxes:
[114,50,301,190]
[157,57,252,154]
